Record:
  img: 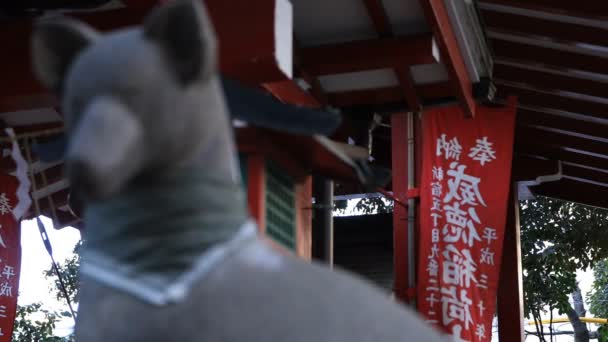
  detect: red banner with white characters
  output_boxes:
[417,99,517,341]
[0,175,21,341]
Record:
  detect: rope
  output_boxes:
[23,137,77,321]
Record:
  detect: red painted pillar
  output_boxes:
[414,112,423,287]
[391,113,409,303]
[497,183,525,341]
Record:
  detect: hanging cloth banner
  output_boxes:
[0,175,21,341]
[417,98,517,341]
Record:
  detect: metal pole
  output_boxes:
[407,111,416,307]
[312,177,334,267]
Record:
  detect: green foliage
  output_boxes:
[520,197,608,340]
[588,259,608,319]
[12,303,63,342]
[333,199,348,214]
[353,197,393,215]
[13,240,81,341]
[43,241,82,305]
[333,197,393,216]
[597,325,608,342]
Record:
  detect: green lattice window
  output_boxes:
[265,161,296,250]
[238,154,248,187]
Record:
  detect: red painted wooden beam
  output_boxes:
[512,156,558,181]
[124,0,295,84]
[0,8,152,98]
[362,0,392,36]
[30,188,70,217]
[31,195,80,228]
[31,204,79,228]
[236,128,355,182]
[563,163,608,186]
[262,81,321,108]
[205,0,293,84]
[498,84,608,121]
[532,179,608,209]
[418,0,475,118]
[491,39,608,76]
[516,125,608,156]
[53,208,81,228]
[292,40,329,107]
[494,63,608,99]
[0,0,292,103]
[360,0,422,111]
[513,155,608,187]
[326,82,453,108]
[300,35,436,76]
[479,0,608,20]
[33,164,64,188]
[418,0,476,117]
[0,94,58,113]
[11,121,64,135]
[518,108,608,140]
[328,87,405,108]
[0,122,64,172]
[515,142,608,171]
[417,82,455,100]
[481,9,608,47]
[237,128,309,181]
[395,67,421,111]
[120,0,161,7]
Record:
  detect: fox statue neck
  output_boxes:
[81,121,249,279]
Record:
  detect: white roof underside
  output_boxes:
[291,0,450,93]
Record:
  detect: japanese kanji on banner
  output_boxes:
[0,175,21,341]
[417,99,517,342]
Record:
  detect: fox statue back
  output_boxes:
[31,1,447,341]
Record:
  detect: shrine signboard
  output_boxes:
[417,100,517,341]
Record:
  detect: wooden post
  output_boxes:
[391,113,409,302]
[295,176,313,260]
[497,183,525,342]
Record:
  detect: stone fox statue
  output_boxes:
[32,1,447,341]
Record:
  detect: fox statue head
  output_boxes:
[32,0,236,202]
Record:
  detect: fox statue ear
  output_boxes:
[32,19,98,92]
[143,0,217,84]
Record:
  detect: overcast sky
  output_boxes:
[19,216,80,337]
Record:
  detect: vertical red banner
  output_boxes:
[0,175,21,341]
[417,99,517,341]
